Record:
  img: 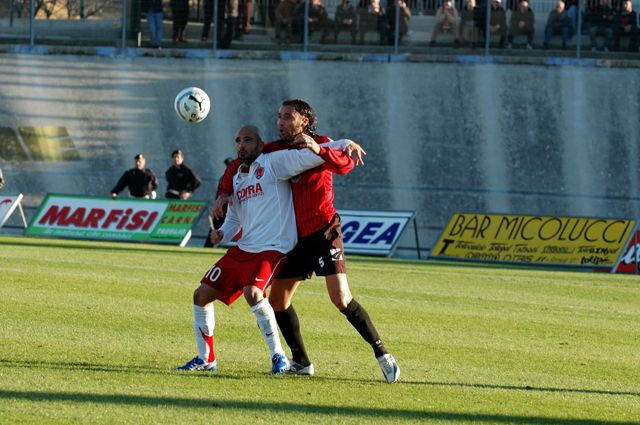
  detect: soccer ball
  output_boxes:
[174,87,211,123]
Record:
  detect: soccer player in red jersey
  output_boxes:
[213,99,399,383]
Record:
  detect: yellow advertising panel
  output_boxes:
[431,213,636,267]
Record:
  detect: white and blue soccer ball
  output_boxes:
[174,87,211,123]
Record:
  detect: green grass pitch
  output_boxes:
[0,235,639,424]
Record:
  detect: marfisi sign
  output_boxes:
[27,194,206,246]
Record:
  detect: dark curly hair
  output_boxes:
[282,99,318,135]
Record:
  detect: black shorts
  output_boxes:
[278,214,347,280]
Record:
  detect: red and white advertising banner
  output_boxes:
[613,230,640,274]
[27,194,207,246]
[0,194,24,228]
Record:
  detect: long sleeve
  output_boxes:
[218,194,242,245]
[187,166,201,192]
[148,170,159,191]
[317,145,354,175]
[111,171,129,194]
[217,159,241,196]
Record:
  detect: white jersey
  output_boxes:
[219,140,352,253]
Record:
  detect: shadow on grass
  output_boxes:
[0,237,219,257]
[3,359,638,398]
[0,358,254,380]
[0,389,637,424]
[404,380,640,398]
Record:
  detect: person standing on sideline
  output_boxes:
[171,0,190,43]
[165,149,201,200]
[177,125,355,374]
[0,167,4,190]
[111,153,158,199]
[143,0,164,48]
[214,99,399,384]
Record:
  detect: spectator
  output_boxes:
[222,0,241,47]
[143,0,164,48]
[488,0,507,47]
[0,167,4,190]
[275,0,299,45]
[171,0,190,43]
[507,0,535,49]
[460,0,479,47]
[544,0,572,49]
[302,0,332,43]
[565,0,580,36]
[614,0,639,51]
[201,0,213,41]
[386,0,411,45]
[586,0,615,51]
[165,149,201,200]
[111,153,159,199]
[357,0,387,45]
[334,0,358,43]
[429,0,461,46]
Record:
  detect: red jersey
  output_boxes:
[217,135,354,237]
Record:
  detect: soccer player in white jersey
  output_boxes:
[177,125,354,375]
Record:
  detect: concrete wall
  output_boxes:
[1,54,639,255]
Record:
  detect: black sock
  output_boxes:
[274,304,311,366]
[340,299,388,358]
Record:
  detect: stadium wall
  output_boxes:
[1,55,639,257]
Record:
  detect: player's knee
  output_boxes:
[243,285,263,305]
[193,284,215,306]
[268,294,287,311]
[330,293,352,310]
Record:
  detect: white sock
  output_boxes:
[251,299,285,357]
[193,304,216,364]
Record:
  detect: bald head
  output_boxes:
[235,125,264,165]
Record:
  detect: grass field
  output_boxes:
[0,235,639,424]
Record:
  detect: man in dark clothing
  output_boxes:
[165,149,201,200]
[614,0,639,51]
[111,153,159,199]
[586,0,615,51]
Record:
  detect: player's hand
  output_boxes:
[294,134,321,154]
[180,191,191,200]
[345,142,366,166]
[111,193,118,199]
[210,229,224,245]
[213,194,230,219]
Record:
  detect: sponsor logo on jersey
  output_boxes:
[237,182,264,202]
[255,166,264,179]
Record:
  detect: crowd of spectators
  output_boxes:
[141,0,640,51]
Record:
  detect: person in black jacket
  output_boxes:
[165,149,201,200]
[111,153,159,199]
[614,0,639,51]
[586,0,615,51]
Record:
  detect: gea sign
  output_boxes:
[27,194,206,246]
[338,210,414,256]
